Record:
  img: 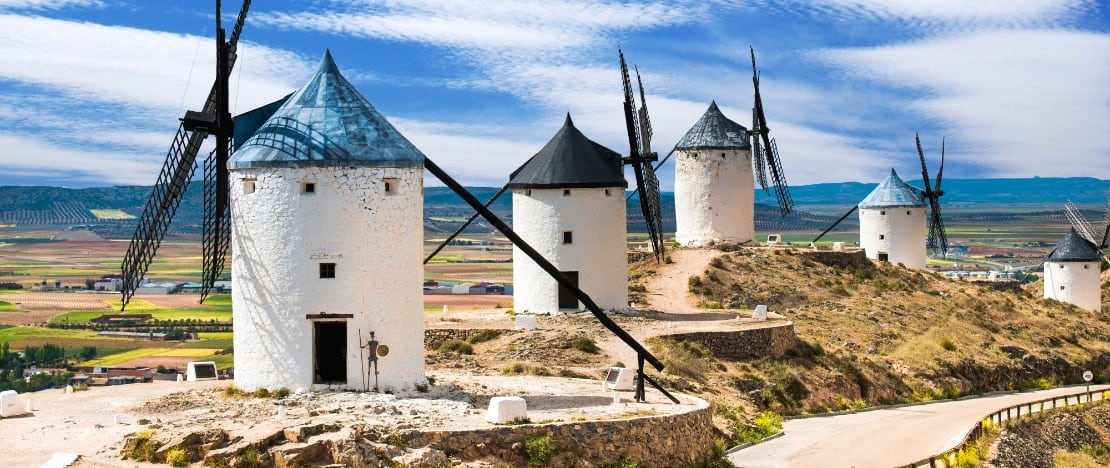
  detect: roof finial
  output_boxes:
[708,100,719,112]
[564,113,574,127]
[320,49,339,74]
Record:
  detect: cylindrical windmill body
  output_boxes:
[1042,230,1102,312]
[674,148,754,246]
[673,102,755,247]
[858,169,928,269]
[228,50,427,392]
[230,166,424,392]
[512,187,628,313]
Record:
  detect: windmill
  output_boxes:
[1062,189,1110,263]
[749,47,794,217]
[118,0,250,309]
[811,133,949,259]
[618,48,666,262]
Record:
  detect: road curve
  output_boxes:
[730,384,1109,468]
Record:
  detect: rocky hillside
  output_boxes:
[654,246,1110,416]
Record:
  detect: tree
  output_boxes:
[85,278,95,290]
[79,346,97,360]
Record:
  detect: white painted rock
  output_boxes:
[752,305,768,321]
[514,314,537,331]
[0,390,22,417]
[485,396,527,424]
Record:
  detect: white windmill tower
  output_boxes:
[1043,229,1103,311]
[228,50,426,392]
[509,114,629,314]
[674,101,754,246]
[858,169,929,268]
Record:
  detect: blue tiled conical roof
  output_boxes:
[674,101,750,151]
[1046,229,1102,262]
[859,169,926,208]
[230,50,424,169]
[508,114,626,189]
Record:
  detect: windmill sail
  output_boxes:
[916,133,948,256]
[1065,200,1098,244]
[750,47,793,216]
[619,49,665,261]
[119,0,251,309]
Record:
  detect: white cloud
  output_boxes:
[818,29,1110,179]
[0,0,101,11]
[780,0,1096,27]
[0,134,161,186]
[0,14,312,115]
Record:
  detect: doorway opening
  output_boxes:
[313,321,347,384]
[558,271,579,309]
[877,253,889,262]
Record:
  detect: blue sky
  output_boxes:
[0,0,1107,190]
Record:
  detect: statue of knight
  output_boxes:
[360,331,381,392]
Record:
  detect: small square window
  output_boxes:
[720,152,726,158]
[319,263,336,279]
[302,182,316,194]
[243,180,256,194]
[906,210,911,215]
[879,234,885,240]
[1084,264,1090,269]
[1060,285,1066,290]
[880,210,886,215]
[563,189,571,196]
[1059,264,1065,268]
[383,177,400,195]
[605,189,611,196]
[563,231,573,244]
[525,189,532,196]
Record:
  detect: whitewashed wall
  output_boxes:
[858,207,927,269]
[674,148,754,246]
[512,187,627,313]
[230,166,425,392]
[1043,261,1102,312]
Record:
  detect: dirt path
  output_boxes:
[642,248,721,314]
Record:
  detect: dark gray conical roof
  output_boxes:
[674,101,750,151]
[230,50,425,169]
[859,169,926,208]
[508,114,627,189]
[1046,229,1102,262]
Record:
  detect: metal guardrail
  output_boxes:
[899,389,1106,468]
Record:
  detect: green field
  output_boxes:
[0,326,99,344]
[89,209,136,220]
[50,308,232,324]
[0,301,20,312]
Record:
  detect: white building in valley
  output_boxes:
[1043,229,1102,312]
[228,50,426,392]
[858,169,928,269]
[673,101,754,246]
[509,114,628,313]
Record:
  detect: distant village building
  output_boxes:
[93,274,124,292]
[135,281,182,295]
[509,114,628,313]
[1043,229,1102,312]
[673,101,754,246]
[229,51,426,392]
[858,169,928,269]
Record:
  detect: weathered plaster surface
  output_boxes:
[858,207,927,269]
[674,149,754,246]
[1044,261,1101,312]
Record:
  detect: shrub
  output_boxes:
[385,433,405,448]
[524,435,555,466]
[502,362,526,375]
[467,329,502,344]
[127,429,159,462]
[733,410,783,444]
[251,388,271,398]
[274,387,291,399]
[628,284,647,293]
[571,336,599,354]
[233,447,261,468]
[437,339,474,354]
[166,447,188,467]
[688,276,702,289]
[940,338,957,351]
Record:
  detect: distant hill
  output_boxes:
[755,177,1110,207]
[1,177,1105,237]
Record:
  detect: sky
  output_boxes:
[0,0,1107,190]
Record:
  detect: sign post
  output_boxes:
[1083,370,1094,402]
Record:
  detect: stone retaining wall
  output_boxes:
[800,250,871,269]
[661,322,796,360]
[424,329,515,350]
[399,399,715,466]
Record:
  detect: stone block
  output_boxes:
[485,396,527,424]
[514,314,537,331]
[752,305,768,320]
[0,390,22,417]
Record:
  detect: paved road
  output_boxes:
[730,384,1109,467]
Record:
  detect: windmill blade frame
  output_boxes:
[915,133,949,256]
[749,47,793,216]
[1065,200,1098,244]
[118,0,251,310]
[618,49,665,261]
[811,205,858,245]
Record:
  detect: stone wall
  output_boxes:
[800,250,871,270]
[661,322,796,360]
[424,329,515,350]
[399,400,715,466]
[991,404,1110,468]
